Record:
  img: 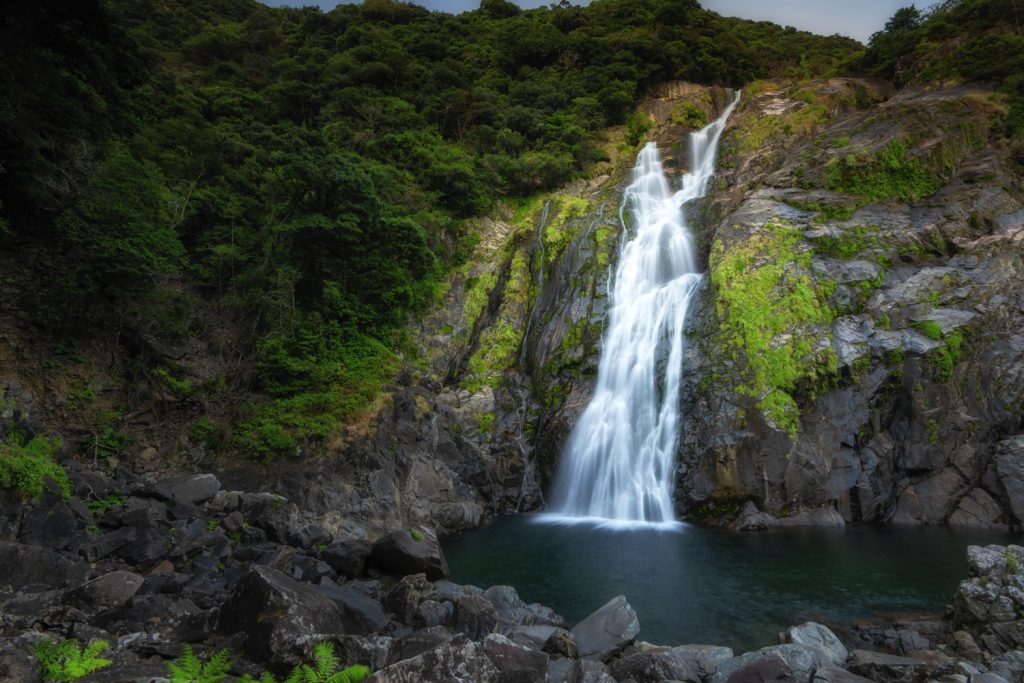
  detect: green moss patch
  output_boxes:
[827,139,941,201]
[710,218,838,436]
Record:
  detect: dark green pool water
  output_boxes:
[443,514,1015,652]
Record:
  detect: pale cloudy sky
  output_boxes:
[259,0,917,43]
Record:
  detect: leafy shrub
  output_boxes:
[32,639,111,681]
[0,434,69,500]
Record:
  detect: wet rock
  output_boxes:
[68,571,144,612]
[386,626,456,666]
[216,565,345,665]
[0,542,90,590]
[371,633,547,683]
[608,646,699,682]
[454,593,499,640]
[951,545,1024,654]
[311,583,387,634]
[669,644,735,679]
[0,640,41,683]
[415,598,453,628]
[996,437,1024,525]
[570,595,640,661]
[369,526,449,580]
[948,488,1008,531]
[383,574,430,626]
[846,650,923,682]
[733,502,775,530]
[328,634,395,672]
[782,622,848,667]
[321,539,372,578]
[711,644,832,683]
[811,667,874,682]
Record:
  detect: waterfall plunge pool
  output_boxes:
[443,514,1015,652]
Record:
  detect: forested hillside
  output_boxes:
[0,0,857,461]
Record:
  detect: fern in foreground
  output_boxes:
[282,642,370,683]
[32,638,112,681]
[167,645,233,683]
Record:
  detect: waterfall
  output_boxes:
[545,93,740,527]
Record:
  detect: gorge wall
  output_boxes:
[390,76,1024,534]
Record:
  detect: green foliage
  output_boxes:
[0,434,69,500]
[281,643,370,683]
[625,112,652,147]
[912,319,943,340]
[710,219,837,437]
[167,645,233,683]
[32,639,112,681]
[671,100,708,129]
[827,139,941,201]
[860,0,1024,139]
[477,412,496,433]
[86,492,128,514]
[0,0,861,459]
[410,528,425,542]
[239,332,398,460]
[1006,550,1020,575]
[810,225,883,258]
[913,320,965,380]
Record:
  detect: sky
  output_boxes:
[259,0,917,43]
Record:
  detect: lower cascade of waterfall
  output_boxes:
[544,93,739,528]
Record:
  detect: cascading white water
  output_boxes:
[545,93,740,527]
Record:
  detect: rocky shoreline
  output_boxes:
[2,465,1024,682]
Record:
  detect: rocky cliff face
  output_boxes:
[676,79,1024,528]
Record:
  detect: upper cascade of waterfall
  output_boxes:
[543,92,740,529]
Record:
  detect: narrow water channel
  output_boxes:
[444,515,1015,652]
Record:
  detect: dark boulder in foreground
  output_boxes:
[216,565,345,665]
[368,633,548,683]
[570,595,640,661]
[369,526,449,581]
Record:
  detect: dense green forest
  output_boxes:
[0,0,1018,461]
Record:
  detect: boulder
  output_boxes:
[782,622,848,667]
[18,492,79,550]
[951,545,1024,654]
[77,526,137,563]
[369,633,547,683]
[0,542,90,590]
[669,644,735,680]
[150,474,221,505]
[68,571,144,612]
[608,646,699,682]
[570,595,640,660]
[386,626,456,666]
[454,593,499,640]
[216,565,345,665]
[0,640,41,683]
[711,644,832,683]
[811,667,874,682]
[369,526,449,580]
[321,539,372,578]
[846,650,922,682]
[311,583,388,634]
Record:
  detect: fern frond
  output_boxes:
[312,642,339,678]
[332,665,371,683]
[201,649,234,682]
[283,665,305,683]
[167,645,203,681]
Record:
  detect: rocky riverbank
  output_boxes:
[2,462,1024,682]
